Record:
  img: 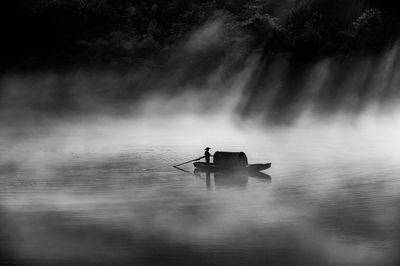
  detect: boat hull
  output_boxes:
[193,162,271,172]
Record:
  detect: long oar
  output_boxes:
[173,166,195,175]
[173,156,205,167]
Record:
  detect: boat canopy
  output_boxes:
[213,152,248,168]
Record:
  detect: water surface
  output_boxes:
[1,120,399,266]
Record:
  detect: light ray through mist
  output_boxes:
[1,17,400,124]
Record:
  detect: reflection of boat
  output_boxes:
[193,162,271,172]
[248,171,272,182]
[214,172,248,187]
[194,168,248,188]
[194,151,271,172]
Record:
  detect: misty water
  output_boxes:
[1,113,400,266]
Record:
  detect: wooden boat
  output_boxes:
[193,151,271,172]
[193,162,271,172]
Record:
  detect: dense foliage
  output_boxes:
[1,0,399,70]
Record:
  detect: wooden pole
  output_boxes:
[173,156,205,167]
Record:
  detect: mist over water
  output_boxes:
[1,17,400,266]
[2,17,400,123]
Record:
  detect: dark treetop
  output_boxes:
[1,0,400,72]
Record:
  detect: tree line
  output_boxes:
[1,0,399,70]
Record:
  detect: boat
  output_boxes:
[193,162,271,172]
[193,151,271,172]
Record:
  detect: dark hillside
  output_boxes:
[0,0,399,72]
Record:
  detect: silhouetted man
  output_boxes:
[204,147,212,165]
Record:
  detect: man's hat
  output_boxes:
[205,147,211,150]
